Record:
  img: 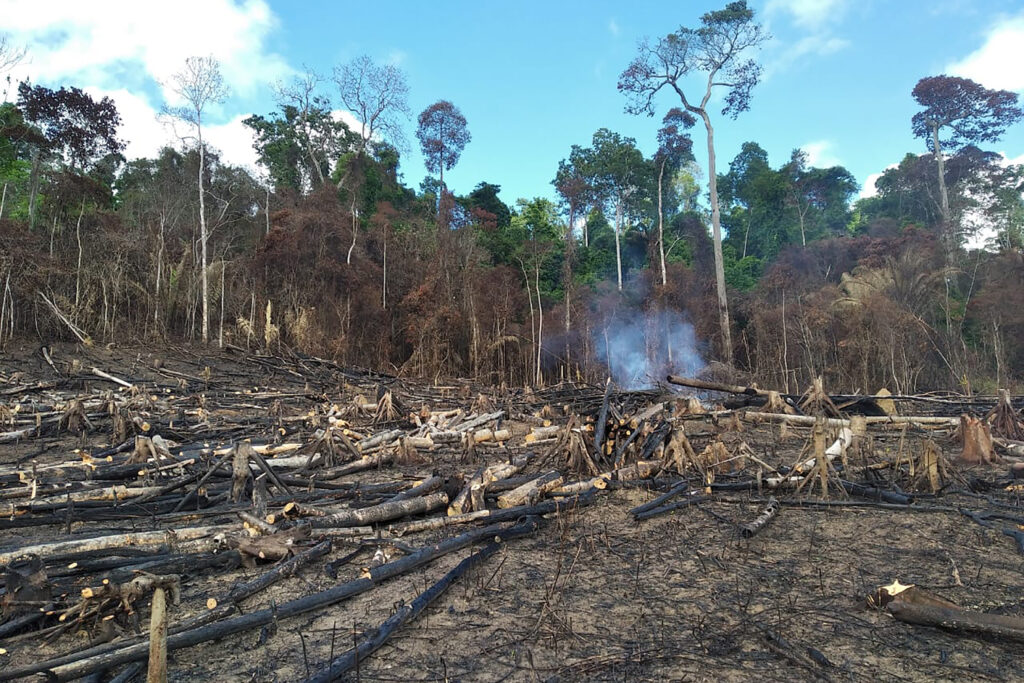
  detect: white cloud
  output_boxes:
[947,13,1024,92]
[82,87,170,161]
[608,19,621,37]
[1,0,288,170]
[765,34,849,76]
[766,0,849,30]
[858,163,898,199]
[206,114,260,174]
[1002,151,1024,167]
[800,140,841,168]
[2,0,289,99]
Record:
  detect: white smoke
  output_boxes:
[594,307,704,390]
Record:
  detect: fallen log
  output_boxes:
[6,518,541,682]
[302,492,449,529]
[386,492,594,537]
[318,451,394,480]
[302,541,502,683]
[0,525,225,566]
[633,495,711,521]
[497,471,563,509]
[629,481,692,517]
[745,412,960,428]
[887,600,1024,642]
[1003,528,1024,554]
[448,456,529,515]
[667,375,767,396]
[385,475,445,503]
[738,497,780,538]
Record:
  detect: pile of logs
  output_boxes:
[1,350,1024,680]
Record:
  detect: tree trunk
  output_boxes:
[28,148,40,229]
[931,123,954,261]
[74,199,85,315]
[614,194,623,291]
[535,262,543,385]
[564,206,574,376]
[0,182,6,220]
[932,123,951,228]
[658,159,667,287]
[347,195,358,265]
[702,112,733,364]
[155,213,165,330]
[218,260,225,348]
[520,260,535,386]
[198,124,209,345]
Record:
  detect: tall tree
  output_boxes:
[655,108,695,285]
[588,128,647,292]
[512,198,560,384]
[553,149,594,370]
[416,100,471,193]
[332,55,410,190]
[911,75,1023,251]
[619,0,768,363]
[165,55,229,345]
[416,100,471,228]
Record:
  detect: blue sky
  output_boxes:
[4,0,1024,206]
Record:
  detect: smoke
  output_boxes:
[594,307,704,390]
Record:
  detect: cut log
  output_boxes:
[146,587,168,683]
[304,492,448,529]
[887,600,1024,643]
[738,497,780,538]
[448,456,529,515]
[667,375,767,396]
[385,475,444,503]
[745,413,959,428]
[0,525,224,566]
[497,471,563,509]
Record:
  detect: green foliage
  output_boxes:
[244,103,354,193]
[722,243,761,290]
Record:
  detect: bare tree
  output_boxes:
[165,56,230,345]
[332,55,410,190]
[619,1,768,364]
[0,33,26,78]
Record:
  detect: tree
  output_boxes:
[619,0,768,363]
[244,102,353,194]
[782,150,857,245]
[165,55,230,345]
[655,108,695,285]
[588,129,648,291]
[332,55,410,190]
[416,101,471,193]
[16,83,124,172]
[0,34,26,98]
[511,198,561,384]
[911,75,1023,250]
[416,100,471,229]
[553,149,594,370]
